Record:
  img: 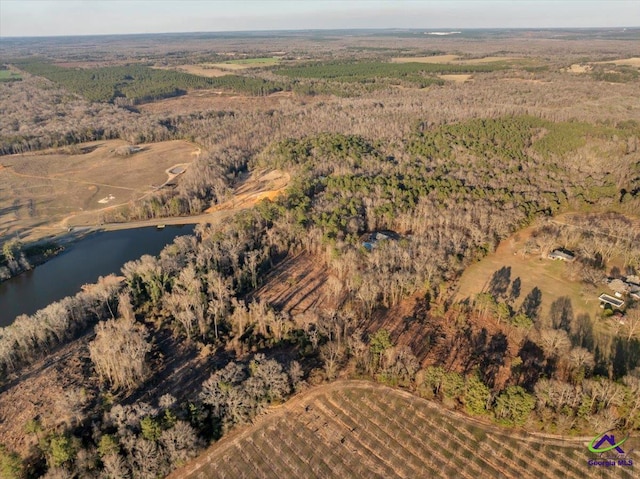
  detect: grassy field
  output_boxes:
[170,381,636,479]
[455,223,596,320]
[0,140,199,241]
[0,69,21,81]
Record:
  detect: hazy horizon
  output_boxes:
[1,0,639,38]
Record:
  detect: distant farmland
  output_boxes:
[0,69,21,82]
[171,381,635,479]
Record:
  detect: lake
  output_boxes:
[0,225,194,326]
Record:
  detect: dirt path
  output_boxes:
[98,169,290,232]
[3,165,136,191]
[205,169,290,213]
[20,169,290,253]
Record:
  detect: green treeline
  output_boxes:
[277,60,505,86]
[259,117,638,242]
[12,60,285,102]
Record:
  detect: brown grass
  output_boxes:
[152,64,231,77]
[206,63,254,70]
[594,57,640,67]
[567,64,592,73]
[455,221,596,320]
[170,380,622,479]
[440,74,473,83]
[0,140,199,241]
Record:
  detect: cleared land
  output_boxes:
[0,140,198,241]
[207,57,281,71]
[595,57,640,67]
[455,221,595,319]
[0,70,22,81]
[170,380,635,479]
[440,74,473,83]
[154,64,231,77]
[206,169,289,213]
[250,252,334,316]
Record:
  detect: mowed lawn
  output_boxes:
[0,140,199,238]
[456,227,597,319]
[170,381,631,479]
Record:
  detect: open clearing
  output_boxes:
[206,168,289,213]
[250,252,334,316]
[455,222,595,319]
[0,140,198,241]
[567,64,593,73]
[153,64,232,77]
[595,57,640,67]
[440,74,473,83]
[170,380,634,479]
[205,58,281,71]
[0,70,22,81]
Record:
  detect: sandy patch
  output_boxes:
[567,64,592,73]
[205,169,290,213]
[595,57,640,67]
[440,74,472,83]
[153,64,232,77]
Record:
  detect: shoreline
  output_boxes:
[0,210,236,285]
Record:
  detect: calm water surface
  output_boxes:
[0,226,193,326]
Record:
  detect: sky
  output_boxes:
[1,0,638,38]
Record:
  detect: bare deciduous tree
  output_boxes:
[89,317,150,391]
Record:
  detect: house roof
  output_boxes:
[599,293,625,308]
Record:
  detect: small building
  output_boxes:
[599,293,625,309]
[548,249,576,262]
[361,230,400,251]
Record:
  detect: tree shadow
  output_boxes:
[515,339,545,391]
[571,313,594,349]
[520,287,542,322]
[509,277,521,302]
[549,296,574,333]
[487,266,511,299]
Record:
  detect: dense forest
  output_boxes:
[12,60,286,103]
[1,30,639,479]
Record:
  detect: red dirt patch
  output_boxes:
[250,252,335,316]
